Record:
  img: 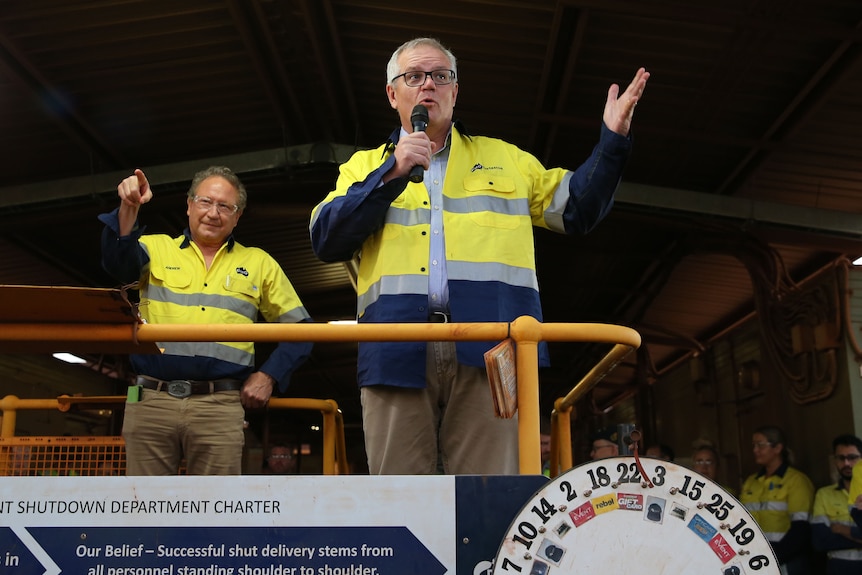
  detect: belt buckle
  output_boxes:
[431,311,449,323]
[166,380,193,398]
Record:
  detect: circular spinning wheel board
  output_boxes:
[492,457,780,575]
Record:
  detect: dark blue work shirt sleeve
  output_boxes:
[311,153,408,263]
[561,123,632,235]
[259,319,314,393]
[812,520,861,551]
[773,520,812,564]
[98,208,149,285]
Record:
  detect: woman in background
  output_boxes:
[740,426,814,575]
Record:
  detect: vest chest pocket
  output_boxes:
[462,174,523,229]
[150,265,192,289]
[225,275,260,303]
[142,266,193,319]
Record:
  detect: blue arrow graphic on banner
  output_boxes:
[13,526,444,575]
[0,527,59,574]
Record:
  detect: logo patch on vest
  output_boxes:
[471,163,503,172]
[235,267,249,277]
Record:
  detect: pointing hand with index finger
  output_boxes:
[117,168,154,207]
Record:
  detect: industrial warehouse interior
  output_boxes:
[0,1,861,473]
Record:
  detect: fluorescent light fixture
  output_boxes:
[53,352,87,364]
[853,256,862,266]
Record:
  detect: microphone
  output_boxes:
[408,104,429,183]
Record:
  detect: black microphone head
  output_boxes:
[411,104,428,130]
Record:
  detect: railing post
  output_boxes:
[0,396,19,438]
[511,316,543,475]
[554,405,574,475]
[321,401,337,475]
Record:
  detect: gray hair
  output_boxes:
[187,166,247,211]
[386,38,458,86]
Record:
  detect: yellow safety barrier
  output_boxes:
[0,435,126,476]
[0,396,348,476]
[546,341,637,477]
[0,316,640,475]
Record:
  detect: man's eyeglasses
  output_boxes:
[391,69,456,87]
[192,195,239,216]
[835,454,861,463]
[752,441,772,449]
[693,460,715,466]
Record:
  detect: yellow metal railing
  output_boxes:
[0,315,640,475]
[547,340,637,477]
[0,395,348,476]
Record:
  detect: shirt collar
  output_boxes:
[180,228,236,252]
[382,119,469,158]
[757,461,789,479]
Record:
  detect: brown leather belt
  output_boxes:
[135,375,243,398]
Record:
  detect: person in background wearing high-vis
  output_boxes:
[811,434,862,575]
[309,37,649,475]
[740,426,815,575]
[100,166,313,476]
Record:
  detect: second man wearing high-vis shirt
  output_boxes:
[310,37,648,475]
[811,434,862,575]
[100,166,312,475]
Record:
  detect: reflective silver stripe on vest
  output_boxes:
[763,531,784,543]
[829,548,862,561]
[147,285,258,321]
[448,260,538,289]
[744,500,789,513]
[358,274,427,315]
[160,341,255,367]
[358,262,540,315]
[384,205,428,226]
[278,307,311,324]
[789,510,809,521]
[543,172,574,233]
[443,195,530,216]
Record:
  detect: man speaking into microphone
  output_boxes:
[408,104,428,182]
[310,37,649,475]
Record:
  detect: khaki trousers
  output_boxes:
[361,340,519,475]
[122,388,244,475]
